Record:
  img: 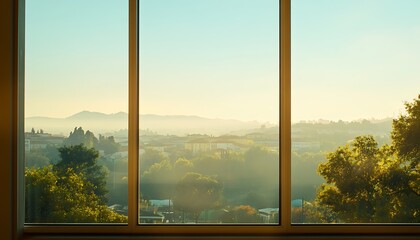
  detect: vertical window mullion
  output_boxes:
[128,0,139,230]
[280,0,291,230]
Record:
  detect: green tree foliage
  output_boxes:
[64,127,96,147]
[140,157,194,200]
[316,95,420,223]
[317,136,403,222]
[139,146,279,211]
[173,157,194,183]
[173,172,223,222]
[25,150,50,168]
[83,130,98,149]
[54,144,108,204]
[244,146,279,186]
[141,160,174,199]
[96,135,120,155]
[63,127,121,154]
[192,152,242,188]
[242,146,279,208]
[105,156,128,206]
[222,205,261,223]
[25,146,61,168]
[389,95,420,222]
[140,148,168,174]
[43,145,61,164]
[291,201,337,223]
[25,166,126,223]
[55,144,98,172]
[392,94,420,169]
[291,151,326,200]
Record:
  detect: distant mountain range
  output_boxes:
[25,111,264,136]
[26,111,393,138]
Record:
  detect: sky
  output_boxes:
[291,0,420,122]
[25,0,279,123]
[25,0,129,118]
[139,0,279,123]
[25,0,419,124]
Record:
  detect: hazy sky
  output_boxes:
[25,0,279,124]
[292,0,420,122]
[25,0,419,123]
[139,0,279,123]
[25,0,129,118]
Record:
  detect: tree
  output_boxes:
[173,172,223,223]
[63,127,121,155]
[392,94,420,169]
[25,151,50,168]
[25,166,57,222]
[84,130,98,149]
[140,160,175,199]
[243,146,279,208]
[42,144,61,164]
[139,148,167,174]
[317,136,398,222]
[389,95,420,222]
[63,127,86,146]
[222,205,261,223]
[173,157,194,179]
[140,157,194,200]
[54,144,108,204]
[244,146,279,187]
[63,127,98,149]
[316,95,420,223]
[96,134,120,155]
[291,200,337,223]
[25,166,126,223]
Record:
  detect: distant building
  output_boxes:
[244,132,279,153]
[246,133,279,149]
[24,132,64,152]
[258,208,279,223]
[184,138,215,155]
[184,136,243,155]
[215,142,239,151]
[139,199,173,223]
[139,209,165,224]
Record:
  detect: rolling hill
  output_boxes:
[26,111,263,136]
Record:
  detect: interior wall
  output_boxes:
[0,0,15,239]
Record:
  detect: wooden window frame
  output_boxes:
[1,0,417,239]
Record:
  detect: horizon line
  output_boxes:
[25,110,397,125]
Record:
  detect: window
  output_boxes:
[291,0,420,224]
[138,0,279,225]
[24,0,129,224]
[1,0,417,239]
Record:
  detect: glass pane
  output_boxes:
[139,0,279,224]
[24,0,128,223]
[291,0,420,223]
